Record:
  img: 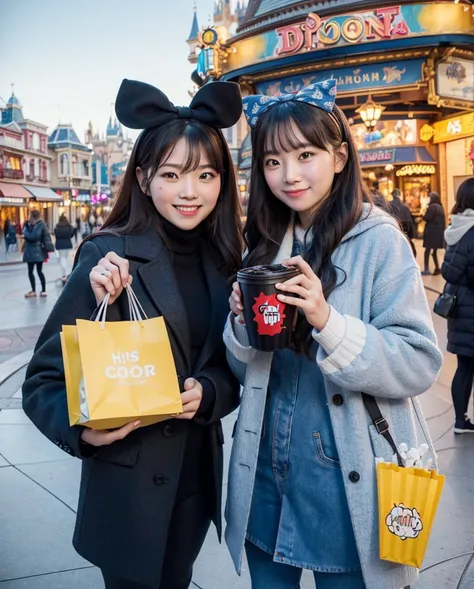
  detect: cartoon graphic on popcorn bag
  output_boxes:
[252,292,286,336]
[386,503,423,541]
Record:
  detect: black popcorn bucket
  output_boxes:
[237,264,302,352]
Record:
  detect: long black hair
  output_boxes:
[100,119,242,276]
[245,101,372,353]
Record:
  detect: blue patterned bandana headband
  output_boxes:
[243,79,338,128]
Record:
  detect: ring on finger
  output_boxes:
[100,270,111,278]
[307,289,312,297]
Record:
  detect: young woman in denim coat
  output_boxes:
[224,81,443,589]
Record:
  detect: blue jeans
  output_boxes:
[245,541,366,589]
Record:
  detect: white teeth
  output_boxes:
[176,206,199,212]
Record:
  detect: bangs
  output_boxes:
[260,101,340,159]
[161,123,225,174]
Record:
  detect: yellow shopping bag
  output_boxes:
[377,462,445,568]
[61,284,183,430]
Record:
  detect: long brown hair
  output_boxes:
[101,119,242,275]
[245,101,372,353]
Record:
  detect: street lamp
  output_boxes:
[356,97,385,129]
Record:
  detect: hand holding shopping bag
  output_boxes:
[61,283,183,431]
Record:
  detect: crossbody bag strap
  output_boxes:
[362,393,405,467]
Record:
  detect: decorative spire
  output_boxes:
[187,5,200,41]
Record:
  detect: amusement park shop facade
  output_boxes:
[191,0,474,220]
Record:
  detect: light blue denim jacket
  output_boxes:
[223,205,443,589]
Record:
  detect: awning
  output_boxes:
[359,146,436,167]
[0,181,31,200]
[24,185,63,202]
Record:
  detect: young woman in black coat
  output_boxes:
[22,80,243,589]
[442,178,474,434]
[422,191,446,275]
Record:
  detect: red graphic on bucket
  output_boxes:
[252,293,286,336]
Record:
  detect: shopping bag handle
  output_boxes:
[125,284,148,321]
[93,284,148,329]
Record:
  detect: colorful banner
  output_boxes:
[432,112,474,144]
[255,59,424,97]
[437,58,474,103]
[225,3,474,73]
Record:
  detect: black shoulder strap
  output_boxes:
[362,393,405,467]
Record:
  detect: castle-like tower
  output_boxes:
[187,0,247,65]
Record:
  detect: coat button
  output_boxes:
[153,474,168,486]
[349,471,360,483]
[332,394,344,406]
[162,425,173,438]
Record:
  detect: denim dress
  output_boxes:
[246,236,361,572]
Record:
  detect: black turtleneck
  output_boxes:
[160,216,211,371]
[159,215,215,502]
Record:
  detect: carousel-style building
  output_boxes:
[189,0,474,219]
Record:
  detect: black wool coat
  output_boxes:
[22,229,240,586]
[23,220,50,263]
[423,203,446,249]
[54,224,75,250]
[441,227,474,357]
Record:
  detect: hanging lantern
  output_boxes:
[356,98,385,129]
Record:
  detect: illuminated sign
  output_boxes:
[433,112,474,143]
[224,3,474,73]
[359,149,396,165]
[396,165,436,176]
[255,60,424,97]
[277,7,409,57]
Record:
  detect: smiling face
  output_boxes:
[263,120,348,229]
[137,137,221,231]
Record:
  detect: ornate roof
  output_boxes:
[48,124,91,151]
[239,0,372,33]
[106,116,123,137]
[1,92,24,125]
[7,93,21,107]
[188,10,200,41]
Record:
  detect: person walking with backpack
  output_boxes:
[441,178,474,434]
[422,192,446,275]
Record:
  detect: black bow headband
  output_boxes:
[115,79,242,130]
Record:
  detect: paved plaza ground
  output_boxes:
[0,243,473,588]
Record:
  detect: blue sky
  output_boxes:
[0,0,224,142]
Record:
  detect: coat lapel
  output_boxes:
[125,231,191,374]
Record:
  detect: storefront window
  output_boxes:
[402,176,431,217]
[352,120,417,151]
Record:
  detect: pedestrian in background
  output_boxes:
[442,178,474,434]
[23,210,52,298]
[54,214,75,283]
[3,217,10,248]
[5,221,17,253]
[370,181,390,212]
[22,79,243,589]
[390,188,417,257]
[75,217,81,245]
[422,191,446,275]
